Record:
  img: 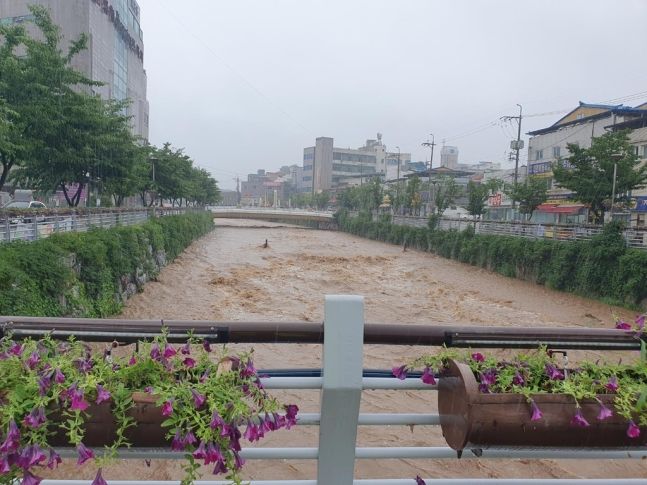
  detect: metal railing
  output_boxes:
[0,208,189,243]
[2,296,647,484]
[392,215,647,249]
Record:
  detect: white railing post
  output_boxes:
[318,295,364,484]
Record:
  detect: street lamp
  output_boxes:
[395,146,401,215]
[607,152,623,223]
[149,156,159,207]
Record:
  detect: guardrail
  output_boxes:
[2,296,646,484]
[391,215,647,250]
[0,208,189,243]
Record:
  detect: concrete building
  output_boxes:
[0,0,149,140]
[527,101,647,223]
[303,134,411,193]
[440,146,459,169]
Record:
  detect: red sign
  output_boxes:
[488,193,502,207]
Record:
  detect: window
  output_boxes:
[535,149,543,160]
[303,164,312,171]
[642,145,647,158]
[303,176,312,181]
[552,146,560,158]
[633,146,640,156]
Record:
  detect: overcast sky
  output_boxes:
[138,0,647,190]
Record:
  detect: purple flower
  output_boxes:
[0,420,20,453]
[171,430,184,451]
[95,385,111,404]
[91,468,108,485]
[285,404,299,429]
[182,431,197,448]
[204,443,223,465]
[163,345,177,359]
[75,358,93,373]
[191,389,206,408]
[76,442,94,465]
[421,367,436,385]
[240,360,256,378]
[70,388,89,411]
[530,400,543,421]
[416,477,427,485]
[636,315,645,330]
[128,355,137,366]
[392,365,408,380]
[570,408,590,428]
[233,451,245,470]
[150,343,161,361]
[26,352,40,370]
[54,368,65,384]
[144,386,154,394]
[192,441,207,460]
[597,402,613,421]
[23,406,46,429]
[21,471,42,485]
[545,364,564,381]
[605,376,619,392]
[627,420,641,438]
[244,421,261,442]
[38,374,52,396]
[181,342,191,355]
[210,410,226,430]
[47,449,62,470]
[478,369,497,392]
[212,459,227,475]
[200,369,210,383]
[513,371,525,386]
[161,400,173,417]
[183,357,196,368]
[8,342,24,356]
[18,445,47,469]
[0,454,10,473]
[471,352,485,362]
[203,340,212,352]
[615,320,632,330]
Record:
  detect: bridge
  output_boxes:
[210,207,337,229]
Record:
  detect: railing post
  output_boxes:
[317,295,364,484]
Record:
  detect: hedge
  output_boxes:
[336,210,647,309]
[0,211,214,317]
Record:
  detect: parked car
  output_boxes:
[2,200,48,224]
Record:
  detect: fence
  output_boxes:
[392,215,647,250]
[2,295,646,484]
[0,208,189,243]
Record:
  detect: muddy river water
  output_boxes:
[52,220,647,481]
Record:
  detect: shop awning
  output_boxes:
[536,203,585,214]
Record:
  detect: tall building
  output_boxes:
[0,0,149,140]
[303,134,411,193]
[440,146,459,169]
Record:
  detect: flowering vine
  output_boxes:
[0,330,298,484]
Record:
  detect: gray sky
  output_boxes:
[139,0,647,190]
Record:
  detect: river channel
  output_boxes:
[58,220,647,481]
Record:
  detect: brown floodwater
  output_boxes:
[48,220,646,482]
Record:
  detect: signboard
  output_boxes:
[634,197,647,212]
[488,193,502,207]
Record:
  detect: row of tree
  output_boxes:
[0,6,220,207]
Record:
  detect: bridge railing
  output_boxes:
[1,296,646,484]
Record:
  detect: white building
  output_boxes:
[440,146,459,169]
[303,134,411,193]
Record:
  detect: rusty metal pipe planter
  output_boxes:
[438,360,647,452]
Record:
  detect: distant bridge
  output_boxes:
[210,207,337,229]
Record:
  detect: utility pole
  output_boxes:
[233,176,240,205]
[502,104,523,210]
[395,146,401,215]
[422,134,436,213]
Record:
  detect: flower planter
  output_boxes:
[438,359,647,451]
[49,393,168,448]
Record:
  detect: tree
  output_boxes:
[313,191,330,210]
[504,178,548,220]
[467,179,502,219]
[433,176,460,217]
[553,131,647,223]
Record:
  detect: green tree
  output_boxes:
[467,179,502,219]
[553,131,647,223]
[313,191,330,210]
[504,177,549,220]
[433,176,460,217]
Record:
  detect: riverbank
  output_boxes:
[0,211,214,317]
[337,210,647,310]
